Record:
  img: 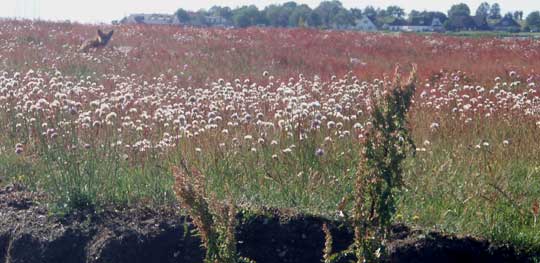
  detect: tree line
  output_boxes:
[175,1,540,32]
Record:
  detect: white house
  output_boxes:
[383,19,407,31]
[384,18,444,32]
[405,17,443,32]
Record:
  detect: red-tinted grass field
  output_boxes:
[2,19,540,83]
[0,19,539,252]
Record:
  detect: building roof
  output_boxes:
[353,16,377,30]
[494,16,521,28]
[431,18,443,27]
[388,17,442,28]
[356,16,375,24]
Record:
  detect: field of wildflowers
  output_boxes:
[0,19,539,252]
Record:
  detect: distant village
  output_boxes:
[114,1,540,33]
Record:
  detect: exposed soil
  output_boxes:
[0,185,536,263]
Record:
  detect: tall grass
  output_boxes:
[0,20,539,252]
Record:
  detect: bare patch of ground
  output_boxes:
[0,186,536,263]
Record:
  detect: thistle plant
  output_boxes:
[324,66,417,263]
[172,164,254,263]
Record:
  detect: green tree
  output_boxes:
[193,10,209,26]
[513,11,524,21]
[377,8,388,18]
[446,4,476,31]
[232,5,266,28]
[209,6,233,21]
[386,5,405,18]
[308,12,322,27]
[424,11,448,23]
[446,3,472,31]
[315,0,344,27]
[363,6,377,20]
[289,4,314,27]
[175,8,191,24]
[282,1,298,10]
[265,4,290,27]
[408,10,421,20]
[490,3,502,19]
[525,11,540,32]
[475,2,490,18]
[448,3,471,18]
[333,9,354,27]
[350,8,363,20]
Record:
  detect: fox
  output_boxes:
[80,29,114,52]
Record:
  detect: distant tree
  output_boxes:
[386,5,405,18]
[447,4,474,31]
[489,3,502,19]
[363,6,377,20]
[192,10,209,26]
[209,6,233,20]
[525,11,540,31]
[445,15,476,31]
[232,5,266,28]
[426,11,448,23]
[289,4,313,27]
[282,1,298,10]
[475,2,490,18]
[448,3,471,18]
[333,9,354,27]
[513,11,524,21]
[264,2,303,28]
[408,10,421,20]
[314,0,345,27]
[175,8,191,23]
[265,4,290,27]
[350,8,363,19]
[376,8,388,18]
[308,12,322,27]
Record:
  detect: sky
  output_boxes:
[1,0,539,23]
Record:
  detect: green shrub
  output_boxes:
[324,66,417,262]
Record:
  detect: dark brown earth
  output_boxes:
[0,185,537,263]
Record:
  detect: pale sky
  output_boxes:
[1,0,539,23]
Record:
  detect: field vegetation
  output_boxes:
[0,20,539,254]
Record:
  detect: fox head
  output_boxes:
[97,29,114,45]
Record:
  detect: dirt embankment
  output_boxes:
[0,186,536,263]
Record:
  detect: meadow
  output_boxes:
[0,19,539,253]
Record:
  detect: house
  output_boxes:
[384,17,443,32]
[121,13,232,28]
[174,13,232,27]
[351,16,377,31]
[205,15,232,27]
[431,18,444,32]
[383,18,408,31]
[493,16,521,32]
[407,17,444,32]
[123,14,177,25]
